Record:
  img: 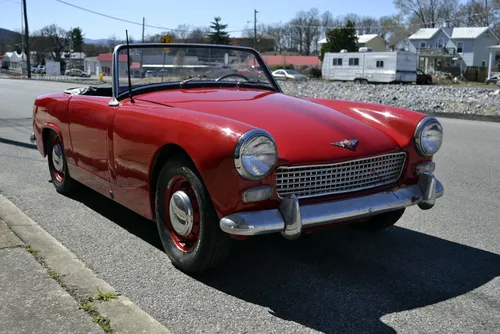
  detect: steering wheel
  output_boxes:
[215,73,250,82]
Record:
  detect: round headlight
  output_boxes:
[414,117,443,156]
[234,129,278,180]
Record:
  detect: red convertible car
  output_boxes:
[30,44,444,273]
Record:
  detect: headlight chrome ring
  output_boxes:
[414,116,443,156]
[234,129,278,180]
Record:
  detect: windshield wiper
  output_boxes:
[179,75,213,87]
[236,79,274,89]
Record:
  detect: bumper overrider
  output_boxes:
[220,172,444,240]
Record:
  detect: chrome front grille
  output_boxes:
[276,152,406,199]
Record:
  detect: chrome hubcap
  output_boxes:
[169,191,194,237]
[52,144,64,172]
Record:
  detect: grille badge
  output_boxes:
[331,139,359,151]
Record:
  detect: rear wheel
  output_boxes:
[47,132,77,194]
[351,208,405,231]
[155,157,232,273]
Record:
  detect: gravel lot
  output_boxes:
[280,80,500,116]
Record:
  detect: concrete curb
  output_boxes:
[0,195,171,334]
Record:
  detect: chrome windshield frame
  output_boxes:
[109,43,282,105]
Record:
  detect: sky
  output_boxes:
[1,0,399,40]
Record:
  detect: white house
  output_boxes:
[408,24,500,74]
[1,51,26,72]
[319,34,388,52]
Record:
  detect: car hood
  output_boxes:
[137,88,401,165]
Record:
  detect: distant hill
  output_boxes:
[0,28,22,53]
[83,38,110,46]
[0,27,20,40]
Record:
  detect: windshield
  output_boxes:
[115,45,275,95]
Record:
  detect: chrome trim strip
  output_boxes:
[275,152,407,199]
[220,174,444,237]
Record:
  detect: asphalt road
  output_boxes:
[1,78,499,334]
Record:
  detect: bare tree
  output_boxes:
[266,22,285,53]
[394,0,460,27]
[380,15,411,49]
[38,24,70,61]
[107,34,120,50]
[187,27,209,43]
[455,0,499,27]
[302,8,321,55]
[359,16,381,34]
[176,24,192,41]
[321,10,334,36]
[289,11,306,54]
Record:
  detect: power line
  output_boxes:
[54,0,246,34]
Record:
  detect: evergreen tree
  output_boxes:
[319,20,358,61]
[208,17,230,45]
[68,27,85,52]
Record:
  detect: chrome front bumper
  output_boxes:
[220,172,444,240]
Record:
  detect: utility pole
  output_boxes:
[140,17,145,74]
[141,17,145,43]
[22,0,30,78]
[254,9,258,50]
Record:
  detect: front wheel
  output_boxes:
[155,157,232,273]
[351,208,405,231]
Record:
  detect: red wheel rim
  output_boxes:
[51,136,65,183]
[164,175,201,253]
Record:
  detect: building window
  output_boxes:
[420,42,426,48]
[481,60,486,67]
[332,58,343,66]
[376,60,384,68]
[438,39,444,48]
[457,42,463,53]
[349,58,359,66]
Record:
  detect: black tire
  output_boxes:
[47,131,77,195]
[351,208,405,231]
[155,156,232,273]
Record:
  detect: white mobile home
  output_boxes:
[322,49,418,84]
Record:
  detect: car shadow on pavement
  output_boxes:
[68,186,500,333]
[197,227,500,333]
[66,185,163,251]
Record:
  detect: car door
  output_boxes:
[67,95,113,181]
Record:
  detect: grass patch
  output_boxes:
[26,246,38,254]
[95,287,118,301]
[47,268,60,280]
[79,303,96,312]
[80,302,112,333]
[92,314,112,332]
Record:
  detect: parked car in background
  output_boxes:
[416,69,433,85]
[272,69,308,81]
[35,65,46,74]
[30,43,445,273]
[66,69,91,77]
